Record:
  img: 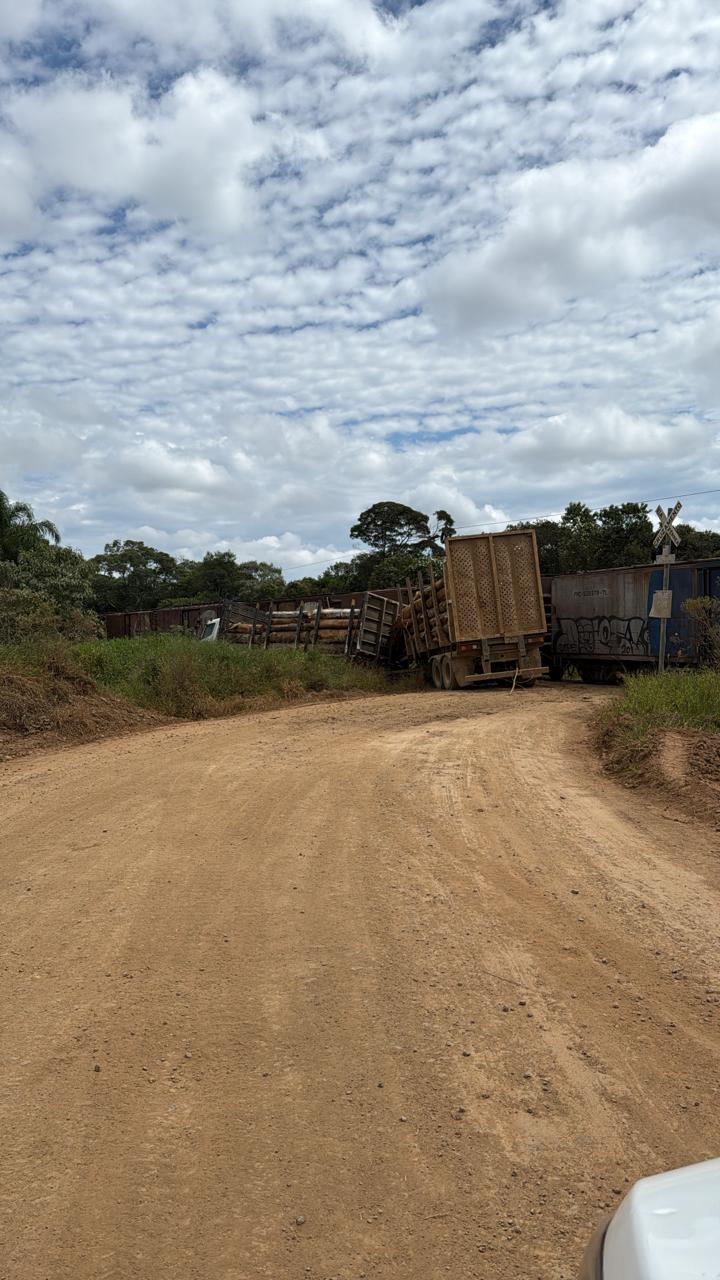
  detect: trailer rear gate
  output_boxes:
[444,532,546,641]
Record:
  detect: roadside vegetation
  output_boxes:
[72,635,393,717]
[599,668,720,741]
[0,636,397,748]
[597,668,720,808]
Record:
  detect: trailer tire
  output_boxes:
[442,654,461,690]
[431,656,443,689]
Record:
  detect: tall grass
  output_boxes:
[0,634,397,723]
[603,669,720,734]
[597,669,720,780]
[71,634,394,717]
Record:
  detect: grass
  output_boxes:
[596,668,720,780]
[0,633,399,726]
[601,668,720,734]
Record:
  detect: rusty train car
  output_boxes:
[545,558,720,683]
[103,602,222,639]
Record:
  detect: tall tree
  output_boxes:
[675,524,720,562]
[0,490,60,562]
[559,502,599,572]
[594,503,653,568]
[91,540,180,612]
[350,502,431,559]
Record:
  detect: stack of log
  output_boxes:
[399,577,451,656]
[227,606,359,652]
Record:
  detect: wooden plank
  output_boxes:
[294,602,304,650]
[264,602,275,650]
[375,597,388,663]
[427,571,447,646]
[345,603,356,656]
[416,570,434,649]
[405,578,423,653]
[487,535,505,635]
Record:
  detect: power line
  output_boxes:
[286,485,720,575]
[452,486,720,534]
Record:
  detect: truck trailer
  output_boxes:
[397,531,547,688]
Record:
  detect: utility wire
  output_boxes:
[286,485,720,575]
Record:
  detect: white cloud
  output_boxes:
[2,0,720,573]
[8,69,265,236]
[0,0,44,41]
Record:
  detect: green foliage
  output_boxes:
[175,554,285,604]
[682,596,720,668]
[675,524,720,562]
[0,490,60,561]
[70,635,392,718]
[0,542,99,643]
[0,588,100,643]
[600,669,720,738]
[91,539,180,612]
[350,502,432,557]
[367,548,444,589]
[17,543,95,612]
[515,502,654,575]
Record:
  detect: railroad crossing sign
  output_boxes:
[653,501,682,549]
[653,501,682,673]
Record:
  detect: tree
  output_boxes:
[594,503,653,568]
[509,518,567,576]
[166,556,286,605]
[676,524,720,562]
[0,490,60,562]
[91,540,180,612]
[367,548,445,589]
[0,544,99,641]
[234,560,286,604]
[560,502,598,572]
[415,509,457,554]
[350,502,431,559]
[316,555,376,593]
[17,543,95,613]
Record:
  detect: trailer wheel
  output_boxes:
[441,654,461,690]
[431,656,443,689]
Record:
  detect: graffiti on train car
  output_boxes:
[555,615,649,657]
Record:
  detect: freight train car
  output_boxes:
[103,602,222,639]
[547,557,720,683]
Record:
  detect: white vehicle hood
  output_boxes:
[603,1157,720,1279]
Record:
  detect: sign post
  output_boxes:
[652,502,682,672]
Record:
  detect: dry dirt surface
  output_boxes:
[2,684,719,1280]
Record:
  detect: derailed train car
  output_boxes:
[546,557,720,683]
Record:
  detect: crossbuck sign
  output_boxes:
[653,501,682,549]
[653,500,682,672]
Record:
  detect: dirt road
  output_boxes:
[2,685,719,1280]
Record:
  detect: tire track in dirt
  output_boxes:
[1,685,718,1280]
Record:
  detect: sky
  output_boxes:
[1,0,719,577]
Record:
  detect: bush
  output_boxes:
[682,597,720,669]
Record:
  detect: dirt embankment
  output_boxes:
[0,659,161,762]
[2,684,719,1280]
[597,716,720,827]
